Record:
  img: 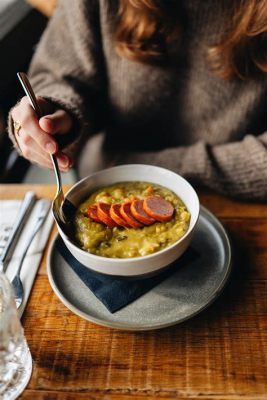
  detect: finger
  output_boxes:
[55,151,72,168]
[18,130,72,170]
[12,97,72,168]
[39,109,73,135]
[18,95,55,114]
[15,102,58,154]
[21,145,70,172]
[19,140,54,169]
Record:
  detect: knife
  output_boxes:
[0,191,36,272]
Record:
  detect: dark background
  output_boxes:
[0,1,49,182]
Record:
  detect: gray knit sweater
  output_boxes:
[9,0,267,200]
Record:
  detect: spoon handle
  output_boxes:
[17,72,43,118]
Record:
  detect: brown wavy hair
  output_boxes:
[115,0,267,80]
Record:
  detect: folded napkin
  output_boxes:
[0,199,54,318]
[56,237,198,313]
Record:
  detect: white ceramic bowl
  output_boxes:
[57,164,200,277]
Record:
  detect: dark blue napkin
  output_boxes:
[56,237,197,313]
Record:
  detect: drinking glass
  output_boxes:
[0,272,32,399]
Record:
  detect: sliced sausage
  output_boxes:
[143,195,174,222]
[87,204,102,223]
[97,202,118,227]
[120,202,143,229]
[110,204,131,228]
[130,199,155,225]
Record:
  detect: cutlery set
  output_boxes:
[11,199,50,308]
[0,191,36,273]
[0,192,50,309]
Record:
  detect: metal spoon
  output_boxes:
[11,199,50,309]
[17,72,76,238]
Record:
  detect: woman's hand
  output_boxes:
[11,96,74,171]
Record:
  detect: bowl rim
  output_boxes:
[63,164,200,263]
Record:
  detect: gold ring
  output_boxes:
[13,120,22,136]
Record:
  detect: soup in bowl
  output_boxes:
[57,165,200,277]
[75,181,191,258]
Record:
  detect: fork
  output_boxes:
[11,199,50,309]
[17,72,76,238]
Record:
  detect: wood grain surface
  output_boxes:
[0,184,266,399]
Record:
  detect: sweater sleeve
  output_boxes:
[8,0,107,157]
[116,131,267,200]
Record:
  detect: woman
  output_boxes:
[8,0,267,199]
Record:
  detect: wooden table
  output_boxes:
[1,184,267,400]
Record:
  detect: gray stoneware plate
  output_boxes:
[47,206,232,331]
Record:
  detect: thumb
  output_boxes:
[39,109,73,135]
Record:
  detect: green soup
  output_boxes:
[74,182,190,258]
